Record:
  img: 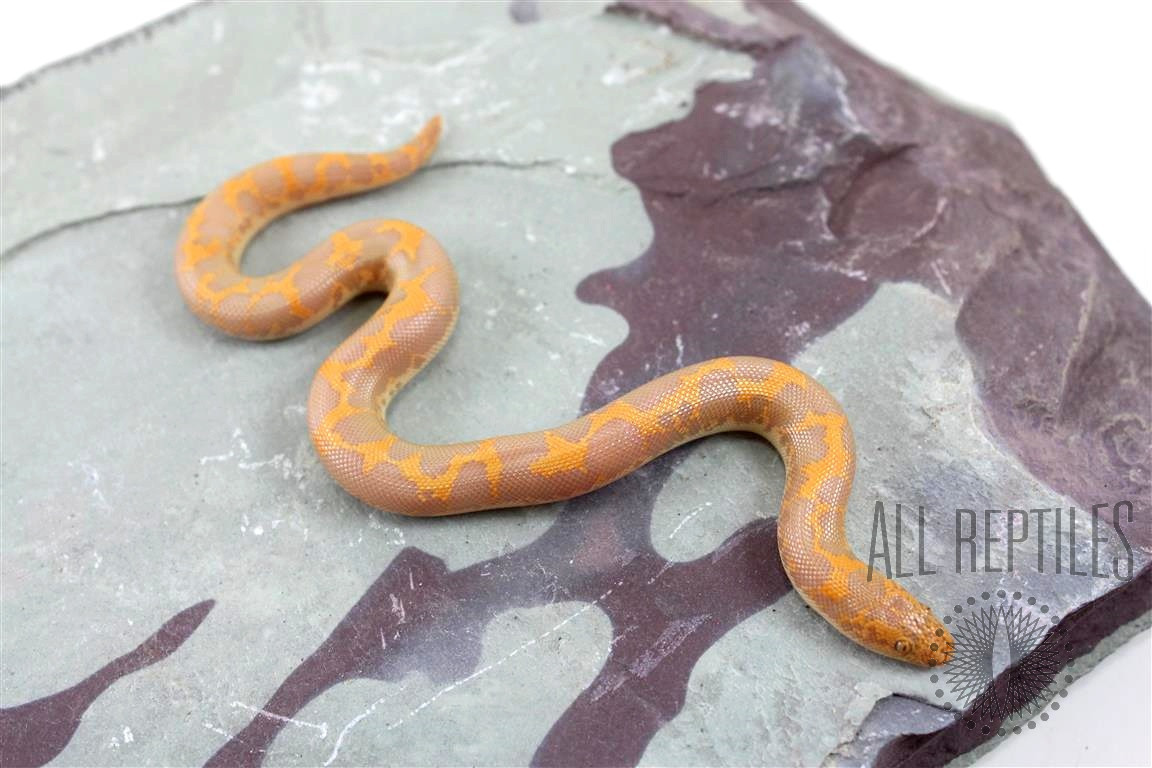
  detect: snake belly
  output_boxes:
[175,118,953,667]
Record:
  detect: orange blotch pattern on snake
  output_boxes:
[174,117,953,667]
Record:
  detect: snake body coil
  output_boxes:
[176,118,952,667]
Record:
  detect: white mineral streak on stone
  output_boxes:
[569,330,607,346]
[231,701,328,737]
[321,600,612,766]
[669,501,712,539]
[629,614,711,678]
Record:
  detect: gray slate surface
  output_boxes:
[2,2,1148,767]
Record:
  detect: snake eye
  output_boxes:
[894,639,910,654]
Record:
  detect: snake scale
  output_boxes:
[175,117,953,667]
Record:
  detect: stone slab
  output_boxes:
[1,2,1148,766]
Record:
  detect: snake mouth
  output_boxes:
[925,628,956,667]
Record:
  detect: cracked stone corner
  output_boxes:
[819,692,955,768]
[825,681,895,760]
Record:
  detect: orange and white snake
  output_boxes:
[175,117,952,667]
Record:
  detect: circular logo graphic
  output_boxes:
[931,590,1076,736]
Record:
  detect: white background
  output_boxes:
[2,2,1149,767]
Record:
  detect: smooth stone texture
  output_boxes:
[0,2,750,252]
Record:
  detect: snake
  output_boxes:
[175,117,953,667]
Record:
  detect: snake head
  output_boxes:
[880,597,954,668]
[893,616,954,668]
[839,580,954,667]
